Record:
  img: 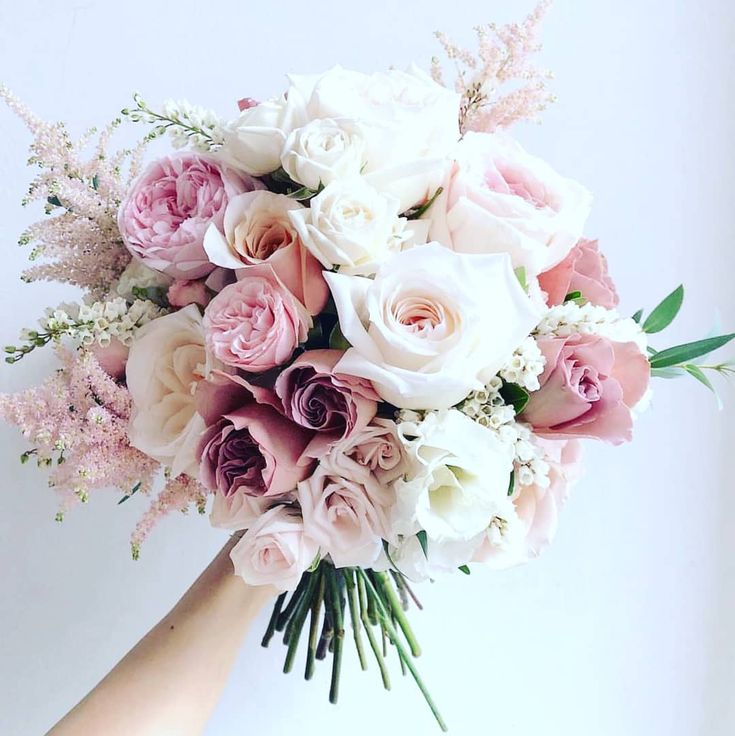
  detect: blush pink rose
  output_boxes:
[521,335,650,444]
[538,239,619,308]
[473,439,582,568]
[297,461,391,568]
[203,263,311,372]
[274,349,379,457]
[91,337,129,381]
[230,505,318,591]
[327,417,409,485]
[118,153,261,279]
[202,191,329,314]
[196,372,314,498]
[167,279,211,308]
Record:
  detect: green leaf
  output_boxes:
[642,285,684,334]
[514,267,527,292]
[416,530,428,559]
[651,366,686,379]
[564,291,582,302]
[499,382,530,414]
[683,364,723,410]
[329,323,351,350]
[507,470,515,497]
[46,195,63,208]
[118,481,142,505]
[649,333,735,369]
[632,309,644,324]
[458,565,471,575]
[405,186,444,220]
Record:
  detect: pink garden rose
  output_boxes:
[297,461,391,568]
[274,349,379,456]
[210,491,274,531]
[197,372,314,498]
[424,132,592,276]
[91,337,129,381]
[167,279,211,308]
[538,239,619,308]
[202,190,329,314]
[118,153,261,279]
[203,263,311,372]
[230,505,318,591]
[522,334,650,444]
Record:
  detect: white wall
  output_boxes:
[1,1,734,734]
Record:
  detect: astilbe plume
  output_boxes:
[0,348,159,514]
[0,85,149,299]
[431,0,555,134]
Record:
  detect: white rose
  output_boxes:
[425,132,593,275]
[291,65,459,211]
[281,118,366,190]
[126,304,209,477]
[289,177,407,275]
[297,460,391,568]
[325,243,540,409]
[390,410,514,543]
[219,94,308,176]
[230,505,318,591]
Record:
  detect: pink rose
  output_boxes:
[297,461,391,568]
[424,132,592,276]
[274,349,379,457]
[118,153,261,279]
[202,191,329,314]
[167,279,211,308]
[210,491,274,531]
[91,338,129,381]
[473,439,583,568]
[328,417,408,485]
[203,263,310,372]
[197,373,314,497]
[538,239,619,308]
[230,505,318,591]
[522,335,650,444]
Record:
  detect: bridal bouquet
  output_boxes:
[1,3,732,729]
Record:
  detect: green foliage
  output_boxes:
[642,285,684,334]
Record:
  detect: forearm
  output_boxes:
[48,535,276,736]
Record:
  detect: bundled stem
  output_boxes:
[261,560,445,731]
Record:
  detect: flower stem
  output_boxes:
[327,567,345,704]
[261,592,287,648]
[373,571,422,657]
[305,569,325,681]
[345,569,368,671]
[276,574,308,632]
[358,570,447,732]
[357,571,391,691]
[283,572,317,673]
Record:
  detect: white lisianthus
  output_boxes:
[325,243,540,409]
[425,132,592,276]
[390,409,514,543]
[289,178,407,275]
[281,118,366,190]
[219,93,309,176]
[377,534,479,582]
[126,304,213,477]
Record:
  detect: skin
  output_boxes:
[47,535,276,736]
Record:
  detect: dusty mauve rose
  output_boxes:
[196,373,314,498]
[118,153,261,279]
[167,279,211,308]
[521,335,649,444]
[274,349,379,456]
[203,263,311,372]
[297,461,392,568]
[538,239,619,308]
[473,439,583,568]
[203,191,329,314]
[230,505,318,591]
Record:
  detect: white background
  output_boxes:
[1,1,734,734]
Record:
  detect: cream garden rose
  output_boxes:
[425,132,593,276]
[289,177,407,275]
[126,304,211,478]
[281,118,366,190]
[325,243,540,409]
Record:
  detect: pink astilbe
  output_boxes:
[0,348,159,514]
[1,85,150,299]
[430,0,555,134]
[130,474,208,560]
